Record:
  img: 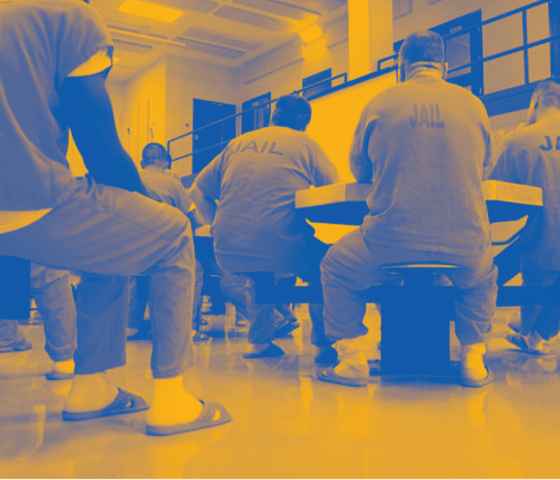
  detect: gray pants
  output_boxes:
[0,178,195,378]
[519,269,560,340]
[320,230,498,345]
[0,265,76,361]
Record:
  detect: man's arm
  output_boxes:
[190,186,217,225]
[61,73,145,194]
[350,108,378,183]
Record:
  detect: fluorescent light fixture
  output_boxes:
[118,0,184,23]
[298,24,323,44]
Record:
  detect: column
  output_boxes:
[347,0,394,80]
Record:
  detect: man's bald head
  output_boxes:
[398,31,447,81]
[271,95,312,132]
[528,79,560,123]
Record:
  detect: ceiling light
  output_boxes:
[118,0,184,23]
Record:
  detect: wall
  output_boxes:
[119,59,167,165]
[240,0,550,116]
[239,15,349,104]
[165,56,241,176]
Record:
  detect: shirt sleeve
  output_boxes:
[490,139,529,184]
[194,152,224,200]
[471,96,496,179]
[306,139,339,186]
[350,103,379,183]
[56,3,113,85]
[68,50,112,78]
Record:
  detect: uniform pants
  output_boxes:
[0,178,195,378]
[0,265,76,361]
[220,237,331,347]
[320,230,498,345]
[519,269,560,340]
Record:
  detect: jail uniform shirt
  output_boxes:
[351,70,494,260]
[140,168,193,217]
[491,112,560,270]
[0,0,113,233]
[195,126,338,273]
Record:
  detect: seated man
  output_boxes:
[0,264,76,380]
[492,80,560,354]
[319,31,497,387]
[192,95,338,363]
[127,142,203,342]
[0,0,229,436]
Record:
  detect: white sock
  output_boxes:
[333,337,369,379]
[53,358,75,375]
[64,372,118,412]
[461,343,488,381]
[146,375,203,426]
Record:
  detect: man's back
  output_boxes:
[195,125,337,272]
[492,113,560,270]
[140,168,192,216]
[359,73,492,259]
[0,0,110,211]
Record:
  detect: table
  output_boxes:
[295,180,543,225]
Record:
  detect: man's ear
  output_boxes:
[527,96,540,124]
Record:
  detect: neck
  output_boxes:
[407,63,443,80]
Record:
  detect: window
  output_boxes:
[302,69,332,99]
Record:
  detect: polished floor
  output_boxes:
[1,306,560,478]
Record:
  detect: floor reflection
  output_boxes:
[2,309,560,477]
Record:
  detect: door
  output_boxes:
[193,99,237,174]
[241,92,271,134]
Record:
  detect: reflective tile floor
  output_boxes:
[2,306,560,478]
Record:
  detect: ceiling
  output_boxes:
[92,0,347,81]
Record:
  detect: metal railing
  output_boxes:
[169,0,557,164]
[167,72,348,163]
[378,0,556,85]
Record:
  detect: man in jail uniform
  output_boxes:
[191,95,339,363]
[0,264,76,380]
[491,80,560,354]
[128,142,204,342]
[318,31,497,388]
[0,1,229,435]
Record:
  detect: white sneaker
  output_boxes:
[460,343,493,387]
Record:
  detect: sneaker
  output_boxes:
[0,336,32,353]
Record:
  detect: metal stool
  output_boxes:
[373,262,459,380]
[0,256,31,320]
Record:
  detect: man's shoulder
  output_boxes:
[505,123,544,149]
[14,0,93,18]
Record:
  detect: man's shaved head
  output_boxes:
[398,30,447,81]
[271,95,312,131]
[528,79,560,123]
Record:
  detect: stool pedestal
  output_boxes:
[374,263,458,380]
[0,256,31,320]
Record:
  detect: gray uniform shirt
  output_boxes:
[195,125,338,273]
[491,112,560,271]
[0,0,112,211]
[351,70,494,260]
